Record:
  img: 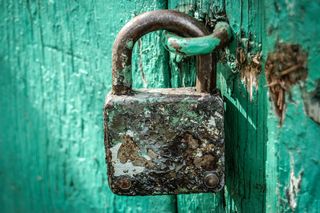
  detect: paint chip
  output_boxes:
[265,43,308,124]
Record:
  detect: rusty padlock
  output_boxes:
[104,10,227,195]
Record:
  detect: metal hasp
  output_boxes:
[163,21,232,56]
[104,10,229,196]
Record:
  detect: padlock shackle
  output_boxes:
[112,10,215,95]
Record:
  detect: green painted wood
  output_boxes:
[169,0,320,212]
[1,0,320,212]
[0,0,176,212]
[265,1,320,212]
[168,0,267,212]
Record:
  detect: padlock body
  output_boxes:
[104,88,224,195]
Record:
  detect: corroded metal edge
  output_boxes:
[104,88,225,196]
[111,10,215,95]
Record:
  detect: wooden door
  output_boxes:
[1,0,319,212]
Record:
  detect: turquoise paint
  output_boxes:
[0,0,175,212]
[265,1,320,212]
[169,0,267,212]
[164,32,221,56]
[163,21,232,56]
[1,0,319,212]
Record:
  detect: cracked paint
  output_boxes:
[286,154,304,212]
[110,143,146,177]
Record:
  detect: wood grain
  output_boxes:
[168,0,267,212]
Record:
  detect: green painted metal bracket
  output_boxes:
[163,22,232,56]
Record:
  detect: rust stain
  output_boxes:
[169,39,184,55]
[265,43,308,124]
[118,135,155,168]
[105,88,225,195]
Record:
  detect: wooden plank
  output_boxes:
[265,1,320,212]
[0,0,176,212]
[168,0,267,212]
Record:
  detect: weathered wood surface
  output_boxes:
[169,0,320,212]
[0,0,176,212]
[168,0,267,212]
[1,0,319,212]
[265,1,320,212]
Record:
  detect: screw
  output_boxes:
[117,177,132,190]
[204,172,219,189]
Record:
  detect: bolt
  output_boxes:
[117,177,132,190]
[204,172,219,189]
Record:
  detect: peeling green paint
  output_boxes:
[265,1,320,212]
[169,0,267,212]
[169,1,319,212]
[0,0,175,212]
[163,21,231,56]
[164,32,221,56]
[1,0,319,212]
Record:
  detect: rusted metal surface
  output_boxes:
[105,9,226,196]
[104,88,224,195]
[112,10,215,94]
